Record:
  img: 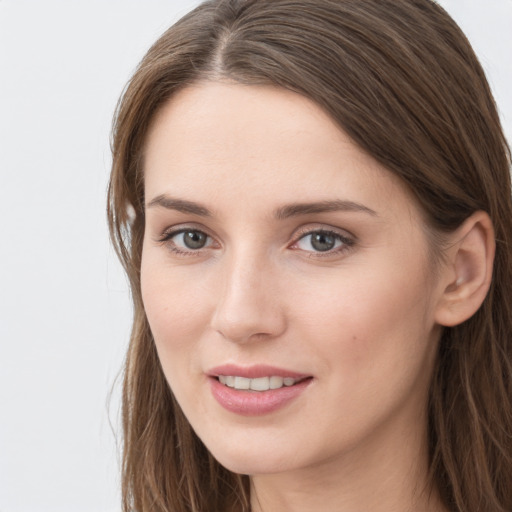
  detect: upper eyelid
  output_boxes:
[157,224,212,241]
[291,231,354,249]
[157,227,216,254]
[155,223,355,247]
[291,224,355,242]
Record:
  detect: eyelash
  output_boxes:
[291,228,355,257]
[157,228,215,256]
[157,226,355,258]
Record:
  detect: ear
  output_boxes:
[434,211,495,327]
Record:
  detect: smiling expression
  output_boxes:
[141,82,445,476]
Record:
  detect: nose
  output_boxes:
[210,251,287,344]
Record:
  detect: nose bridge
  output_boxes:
[211,245,285,343]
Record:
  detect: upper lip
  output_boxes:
[207,364,310,379]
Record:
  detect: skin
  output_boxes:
[141,82,455,511]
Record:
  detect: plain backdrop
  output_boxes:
[0,1,510,511]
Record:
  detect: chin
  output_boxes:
[216,455,292,477]
[203,437,299,476]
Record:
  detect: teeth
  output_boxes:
[250,377,269,391]
[218,375,300,391]
[234,376,250,390]
[270,376,284,389]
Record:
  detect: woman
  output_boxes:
[108,0,512,511]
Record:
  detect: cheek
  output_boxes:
[140,262,212,416]
[140,251,212,359]
[291,260,436,385]
[283,267,437,456]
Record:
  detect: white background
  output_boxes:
[0,1,510,511]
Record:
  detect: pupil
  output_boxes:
[183,231,206,249]
[311,232,335,252]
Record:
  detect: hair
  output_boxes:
[107,1,512,511]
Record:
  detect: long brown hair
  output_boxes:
[108,1,512,510]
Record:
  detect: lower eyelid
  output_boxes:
[157,227,222,256]
[156,226,353,255]
[291,230,355,254]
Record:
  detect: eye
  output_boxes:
[176,230,209,249]
[293,229,354,254]
[159,228,214,253]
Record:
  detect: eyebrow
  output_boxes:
[274,200,378,219]
[146,195,212,216]
[146,194,377,219]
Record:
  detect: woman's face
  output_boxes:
[141,82,445,476]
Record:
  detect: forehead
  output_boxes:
[143,81,418,221]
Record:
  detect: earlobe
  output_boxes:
[434,211,495,327]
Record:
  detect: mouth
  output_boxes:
[216,375,309,391]
[207,364,313,415]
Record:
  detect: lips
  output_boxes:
[207,364,313,415]
[208,363,309,380]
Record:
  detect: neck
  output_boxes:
[249,413,447,512]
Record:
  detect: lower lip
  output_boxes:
[209,377,312,416]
